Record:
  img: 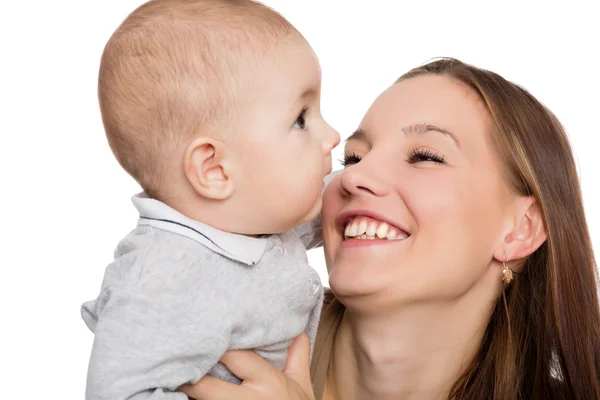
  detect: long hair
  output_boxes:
[397,58,600,399]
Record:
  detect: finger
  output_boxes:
[178,375,243,400]
[219,349,278,382]
[283,332,312,392]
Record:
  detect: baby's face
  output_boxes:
[232,38,340,234]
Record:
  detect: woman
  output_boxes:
[181,58,600,399]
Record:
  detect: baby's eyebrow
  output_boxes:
[300,86,318,100]
[294,83,320,104]
[292,86,319,110]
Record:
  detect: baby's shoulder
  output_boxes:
[102,226,232,294]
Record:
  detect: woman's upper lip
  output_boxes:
[336,209,410,235]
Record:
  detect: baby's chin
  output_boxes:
[301,204,322,224]
[305,195,324,219]
[252,196,323,235]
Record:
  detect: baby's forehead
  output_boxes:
[243,38,321,97]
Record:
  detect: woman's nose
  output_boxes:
[339,157,389,198]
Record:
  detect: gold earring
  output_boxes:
[502,260,514,285]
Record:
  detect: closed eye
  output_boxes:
[340,152,362,166]
[407,148,445,164]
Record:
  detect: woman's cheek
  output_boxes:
[322,176,344,269]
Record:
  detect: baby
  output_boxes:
[81,0,339,399]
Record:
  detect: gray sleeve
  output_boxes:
[293,170,341,250]
[85,287,231,400]
[305,287,324,361]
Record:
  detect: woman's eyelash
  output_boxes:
[340,152,362,166]
[407,148,445,164]
[341,149,445,167]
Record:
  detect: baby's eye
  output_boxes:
[293,109,307,129]
[340,152,362,167]
[407,149,445,164]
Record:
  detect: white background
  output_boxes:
[1,1,598,398]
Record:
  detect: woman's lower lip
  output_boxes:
[342,238,398,247]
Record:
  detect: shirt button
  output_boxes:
[274,246,284,255]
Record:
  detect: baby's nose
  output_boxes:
[323,124,341,153]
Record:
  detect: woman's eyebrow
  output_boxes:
[346,128,367,143]
[402,123,462,148]
[347,124,461,148]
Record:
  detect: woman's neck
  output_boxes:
[328,286,498,400]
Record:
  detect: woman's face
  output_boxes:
[322,74,516,307]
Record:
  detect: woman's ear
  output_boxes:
[494,196,547,268]
[183,136,234,200]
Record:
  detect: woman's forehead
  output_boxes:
[358,75,491,142]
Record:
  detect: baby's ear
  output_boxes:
[184,136,234,200]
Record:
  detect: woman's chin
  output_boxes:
[328,263,384,299]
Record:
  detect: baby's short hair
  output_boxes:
[99,0,298,197]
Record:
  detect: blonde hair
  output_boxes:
[98,0,298,197]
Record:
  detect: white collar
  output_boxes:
[132,193,268,266]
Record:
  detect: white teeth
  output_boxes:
[348,221,358,237]
[376,222,389,239]
[357,220,368,236]
[344,217,408,241]
[366,221,377,236]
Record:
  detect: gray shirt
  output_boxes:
[81,194,324,400]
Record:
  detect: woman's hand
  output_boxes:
[179,333,316,400]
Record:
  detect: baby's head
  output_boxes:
[100,0,339,235]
